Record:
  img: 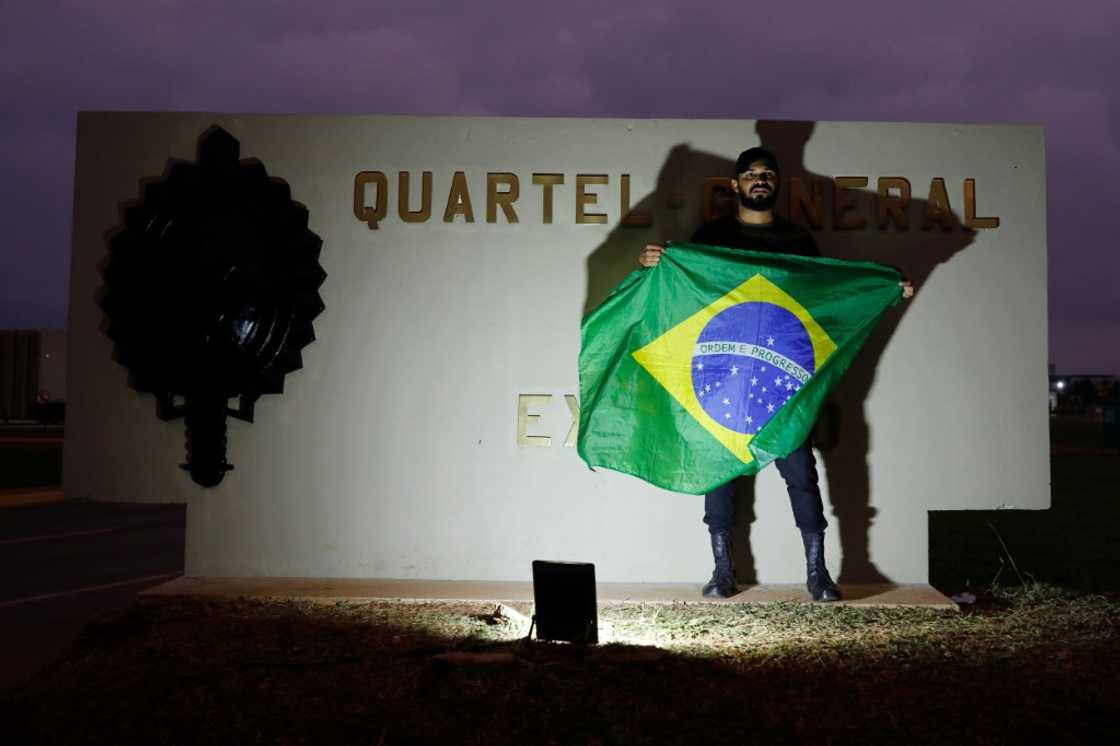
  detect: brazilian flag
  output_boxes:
[577,242,902,494]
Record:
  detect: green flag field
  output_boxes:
[578,242,902,494]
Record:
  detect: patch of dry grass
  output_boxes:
[4,585,1118,745]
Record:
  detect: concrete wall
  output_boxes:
[65,113,1049,583]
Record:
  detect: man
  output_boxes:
[638,147,913,602]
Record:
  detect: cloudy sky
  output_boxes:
[2,0,1117,373]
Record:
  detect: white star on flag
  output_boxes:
[767,403,775,413]
[766,336,775,346]
[731,366,739,375]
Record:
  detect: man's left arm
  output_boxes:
[802,228,913,298]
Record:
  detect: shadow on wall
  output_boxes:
[582,120,975,584]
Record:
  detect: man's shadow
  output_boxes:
[583,120,974,585]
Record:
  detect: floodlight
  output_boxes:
[531,560,598,644]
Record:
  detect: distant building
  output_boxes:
[0,330,66,423]
[1049,371,1118,413]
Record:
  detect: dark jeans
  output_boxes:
[704,440,828,534]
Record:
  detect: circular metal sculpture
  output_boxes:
[101,126,326,487]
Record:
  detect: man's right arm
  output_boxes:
[641,223,715,267]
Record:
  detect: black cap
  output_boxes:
[735,147,779,176]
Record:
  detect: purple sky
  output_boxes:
[2,0,1117,373]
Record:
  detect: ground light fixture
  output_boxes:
[530,560,598,643]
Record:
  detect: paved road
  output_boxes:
[0,501,185,690]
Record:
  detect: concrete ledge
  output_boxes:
[143,576,957,610]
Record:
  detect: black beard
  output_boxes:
[739,188,777,211]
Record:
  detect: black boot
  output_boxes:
[800,530,841,602]
[702,530,738,598]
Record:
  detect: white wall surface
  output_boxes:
[65,113,1049,583]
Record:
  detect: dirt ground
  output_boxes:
[3,586,1118,745]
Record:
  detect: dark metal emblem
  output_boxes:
[101,126,326,487]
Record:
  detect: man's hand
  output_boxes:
[900,279,915,299]
[639,243,665,267]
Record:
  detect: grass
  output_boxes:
[3,586,1117,744]
[3,415,1117,742]
[930,416,1119,595]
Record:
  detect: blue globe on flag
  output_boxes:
[691,302,815,434]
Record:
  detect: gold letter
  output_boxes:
[877,177,911,229]
[833,177,868,230]
[443,171,475,223]
[576,174,609,224]
[924,178,953,230]
[353,171,388,229]
[964,179,999,229]
[487,172,520,223]
[398,171,432,223]
[790,176,825,229]
[564,394,579,447]
[621,174,652,226]
[517,394,552,447]
[532,173,563,224]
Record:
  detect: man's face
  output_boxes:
[734,160,778,211]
